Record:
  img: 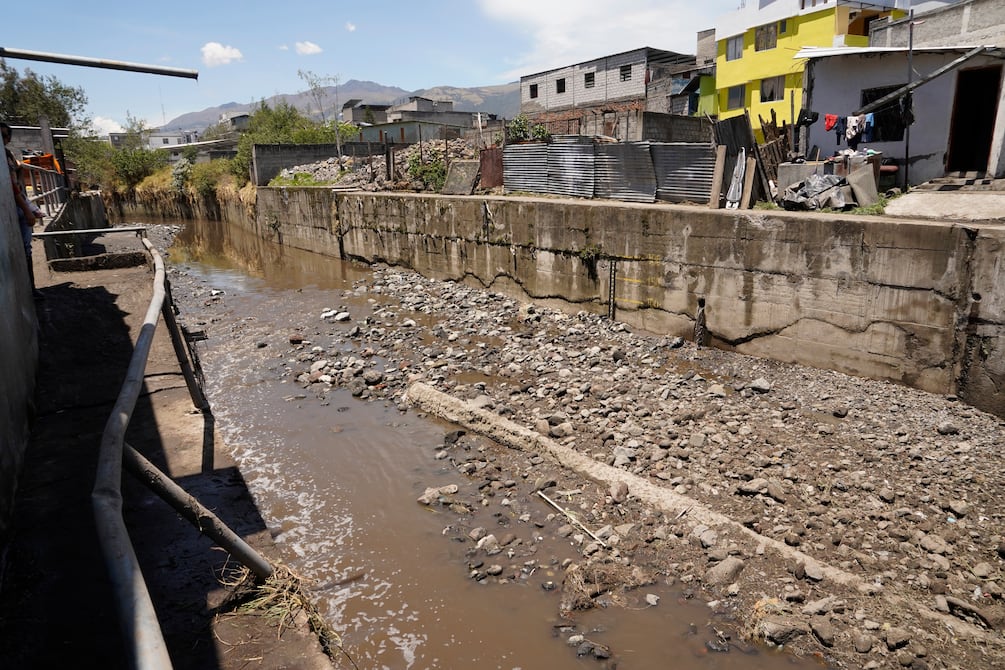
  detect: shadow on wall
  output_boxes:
[0,177,39,543]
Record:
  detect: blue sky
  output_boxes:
[5,0,738,134]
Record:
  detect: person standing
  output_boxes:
[3,122,43,298]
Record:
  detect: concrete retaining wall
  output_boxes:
[0,171,39,542]
[246,189,1004,417]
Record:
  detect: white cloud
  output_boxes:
[295,41,323,55]
[279,44,289,51]
[91,116,125,135]
[345,22,356,32]
[477,0,738,80]
[201,42,244,67]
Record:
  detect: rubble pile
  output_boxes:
[276,138,479,192]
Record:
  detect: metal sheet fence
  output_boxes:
[504,138,717,205]
[547,136,595,199]
[652,143,717,203]
[503,143,549,194]
[595,142,657,203]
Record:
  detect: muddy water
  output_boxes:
[169,219,822,670]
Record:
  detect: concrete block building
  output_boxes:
[712,0,909,136]
[518,47,698,139]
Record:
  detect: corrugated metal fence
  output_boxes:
[503,136,717,204]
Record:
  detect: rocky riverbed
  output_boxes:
[153,222,1005,669]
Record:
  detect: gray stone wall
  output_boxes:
[242,189,1004,417]
[251,143,342,186]
[871,0,1005,47]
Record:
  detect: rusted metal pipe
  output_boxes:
[0,47,198,79]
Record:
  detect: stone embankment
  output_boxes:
[168,229,1005,669]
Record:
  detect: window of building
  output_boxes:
[620,65,632,81]
[726,35,743,61]
[861,83,907,142]
[727,83,746,110]
[529,83,538,99]
[584,72,595,88]
[779,19,787,34]
[556,78,566,94]
[760,75,785,102]
[755,23,777,51]
[162,138,170,144]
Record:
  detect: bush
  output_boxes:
[407,153,447,191]
[189,159,234,197]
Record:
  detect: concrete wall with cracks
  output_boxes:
[210,188,1005,418]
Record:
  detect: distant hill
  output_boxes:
[160,78,520,132]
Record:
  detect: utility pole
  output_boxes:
[905,9,914,190]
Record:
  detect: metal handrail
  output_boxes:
[90,235,274,670]
[20,162,67,216]
[92,237,173,670]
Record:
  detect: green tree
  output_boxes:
[110,116,169,191]
[231,100,348,183]
[62,133,116,189]
[0,60,88,127]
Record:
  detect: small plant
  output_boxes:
[578,243,603,282]
[407,153,447,192]
[507,114,550,143]
[269,172,331,187]
[578,243,602,263]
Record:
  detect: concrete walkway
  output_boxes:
[0,235,331,669]
[884,189,1005,223]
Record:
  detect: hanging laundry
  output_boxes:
[846,114,865,150]
[862,113,875,143]
[824,113,838,131]
[834,116,847,145]
[845,115,861,140]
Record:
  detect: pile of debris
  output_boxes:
[275,138,479,192]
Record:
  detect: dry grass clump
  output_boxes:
[218,563,357,668]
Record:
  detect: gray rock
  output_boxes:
[757,617,808,645]
[416,484,459,504]
[705,557,745,585]
[810,619,836,647]
[920,534,949,555]
[853,633,874,653]
[885,627,911,650]
[936,421,959,435]
[972,562,993,579]
[750,377,772,393]
[802,595,836,616]
[738,478,769,495]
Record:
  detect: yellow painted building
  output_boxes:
[713,0,906,135]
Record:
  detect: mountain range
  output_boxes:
[160,78,521,131]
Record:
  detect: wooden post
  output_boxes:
[709,145,727,208]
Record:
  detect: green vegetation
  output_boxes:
[231,100,355,183]
[64,116,168,194]
[1,61,87,127]
[506,114,550,143]
[407,152,447,191]
[269,171,333,187]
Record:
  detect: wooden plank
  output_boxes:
[708,145,727,208]
[740,156,758,209]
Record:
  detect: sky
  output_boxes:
[5,0,739,135]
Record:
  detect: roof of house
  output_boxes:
[520,46,695,80]
[794,44,1005,59]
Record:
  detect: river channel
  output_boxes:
[165,217,822,670]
